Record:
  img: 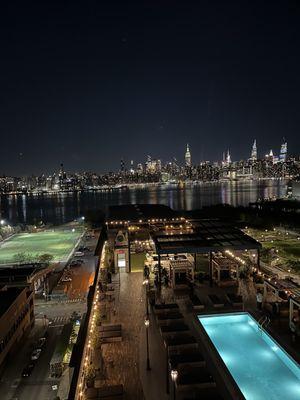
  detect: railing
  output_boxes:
[258,315,270,333]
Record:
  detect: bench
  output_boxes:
[99,324,122,332]
[85,384,124,399]
[100,330,122,343]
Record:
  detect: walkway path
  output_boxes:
[100,271,145,399]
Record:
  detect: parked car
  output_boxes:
[78,246,91,252]
[70,259,83,266]
[74,251,84,257]
[36,337,46,349]
[22,363,35,377]
[31,349,42,361]
[61,276,72,282]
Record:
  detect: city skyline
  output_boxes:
[0,137,296,176]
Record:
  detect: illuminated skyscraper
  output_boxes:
[226,149,231,165]
[185,144,191,167]
[279,140,287,162]
[250,140,257,161]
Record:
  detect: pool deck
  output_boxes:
[94,270,300,400]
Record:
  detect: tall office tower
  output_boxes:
[120,159,125,172]
[59,163,66,179]
[266,149,275,164]
[185,144,191,167]
[279,140,288,162]
[226,149,231,165]
[129,160,134,173]
[250,140,257,161]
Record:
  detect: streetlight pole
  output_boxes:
[144,317,151,371]
[143,278,149,317]
[170,369,178,400]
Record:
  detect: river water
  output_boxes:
[0,180,287,225]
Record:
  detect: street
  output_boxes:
[0,320,61,400]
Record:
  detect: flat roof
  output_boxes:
[153,220,261,254]
[0,265,49,284]
[0,287,24,318]
[107,204,179,222]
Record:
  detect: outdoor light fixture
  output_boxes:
[0,219,5,225]
[170,369,178,400]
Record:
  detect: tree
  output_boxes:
[38,253,54,265]
[13,252,36,263]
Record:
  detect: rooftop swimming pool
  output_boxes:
[198,313,300,400]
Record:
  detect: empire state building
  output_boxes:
[185,144,191,167]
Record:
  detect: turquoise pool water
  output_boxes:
[199,313,300,400]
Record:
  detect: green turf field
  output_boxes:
[0,228,82,264]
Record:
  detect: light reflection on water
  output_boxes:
[0,180,287,225]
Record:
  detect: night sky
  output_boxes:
[1,0,300,175]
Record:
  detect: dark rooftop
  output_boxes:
[153,220,261,254]
[107,204,179,222]
[0,265,47,284]
[0,287,24,318]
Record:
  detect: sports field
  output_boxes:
[0,228,83,264]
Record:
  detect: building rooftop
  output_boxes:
[0,287,24,318]
[153,220,261,254]
[0,265,48,285]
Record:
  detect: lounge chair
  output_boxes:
[154,303,179,314]
[176,365,216,391]
[164,334,198,351]
[156,311,184,325]
[189,294,205,311]
[169,351,206,370]
[160,322,189,336]
[208,294,224,308]
[226,293,243,307]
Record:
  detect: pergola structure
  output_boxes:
[169,258,194,288]
[211,254,239,287]
[152,220,261,286]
